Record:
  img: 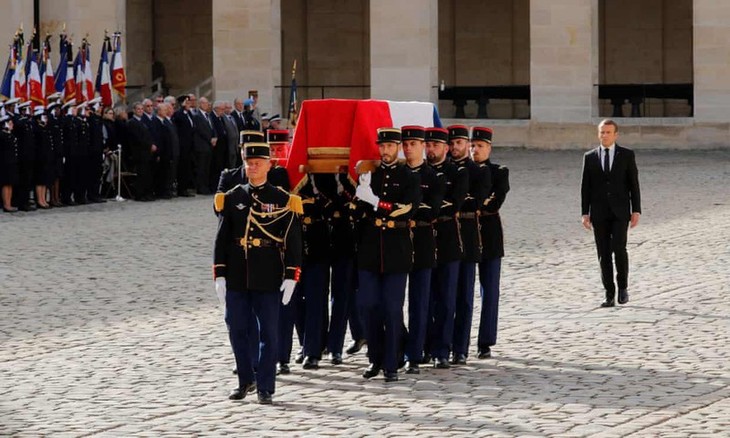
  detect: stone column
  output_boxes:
[212,0,282,115]
[693,0,730,123]
[370,0,438,102]
[530,0,598,123]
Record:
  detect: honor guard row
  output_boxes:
[1,95,110,213]
[211,123,510,402]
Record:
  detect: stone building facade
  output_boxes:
[1,0,728,148]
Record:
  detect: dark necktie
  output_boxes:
[603,148,610,173]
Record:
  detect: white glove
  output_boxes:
[356,173,379,209]
[280,279,297,305]
[215,277,226,308]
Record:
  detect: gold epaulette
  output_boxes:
[288,194,304,215]
[214,192,225,213]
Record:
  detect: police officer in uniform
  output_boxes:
[46,100,65,207]
[355,127,420,382]
[472,126,510,359]
[448,125,491,366]
[31,106,54,209]
[213,142,303,404]
[401,126,445,374]
[86,98,106,203]
[74,103,92,204]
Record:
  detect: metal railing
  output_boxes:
[182,76,215,100]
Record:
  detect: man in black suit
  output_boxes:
[581,119,641,307]
[172,95,196,196]
[192,97,217,195]
[127,102,157,201]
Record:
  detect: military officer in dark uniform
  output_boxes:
[448,125,491,366]
[423,127,468,367]
[10,101,36,211]
[73,102,92,204]
[1,111,19,213]
[324,173,358,365]
[400,126,445,374]
[86,98,107,203]
[31,106,54,209]
[46,101,65,207]
[355,127,420,382]
[60,100,79,205]
[266,129,292,191]
[216,130,266,193]
[472,127,510,359]
[213,142,303,404]
[297,174,332,370]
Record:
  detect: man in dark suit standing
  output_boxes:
[192,97,217,195]
[581,119,641,307]
[172,95,196,197]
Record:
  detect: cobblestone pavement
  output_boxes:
[1,149,729,437]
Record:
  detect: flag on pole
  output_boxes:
[27,50,43,108]
[110,32,126,100]
[95,33,112,107]
[41,35,56,102]
[62,40,75,103]
[73,42,86,103]
[287,60,298,129]
[13,28,27,102]
[54,29,68,94]
[83,39,94,100]
[1,35,19,100]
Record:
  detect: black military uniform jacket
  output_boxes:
[355,162,420,274]
[0,128,19,185]
[61,115,79,160]
[73,116,90,158]
[431,157,468,264]
[299,175,332,265]
[408,162,445,270]
[12,115,35,165]
[213,182,303,292]
[478,160,510,260]
[454,157,491,263]
[327,174,357,259]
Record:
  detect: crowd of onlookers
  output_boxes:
[0,92,283,213]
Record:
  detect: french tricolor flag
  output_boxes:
[285,99,442,191]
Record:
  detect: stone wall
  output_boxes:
[438,0,530,119]
[153,0,212,96]
[281,0,369,106]
[599,0,693,117]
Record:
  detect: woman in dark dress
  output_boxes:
[32,107,54,209]
[1,114,19,212]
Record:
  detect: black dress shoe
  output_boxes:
[434,358,451,369]
[88,197,107,203]
[618,289,629,304]
[420,353,432,365]
[601,299,616,308]
[277,363,290,375]
[346,339,366,355]
[294,350,304,364]
[257,391,273,404]
[330,353,343,365]
[3,206,18,213]
[228,382,256,400]
[302,357,319,370]
[477,348,492,359]
[451,354,467,365]
[19,204,36,212]
[404,362,420,374]
[384,371,399,382]
[362,363,381,379]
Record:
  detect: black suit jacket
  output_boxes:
[172,110,195,154]
[193,111,215,153]
[126,117,153,161]
[581,144,641,221]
